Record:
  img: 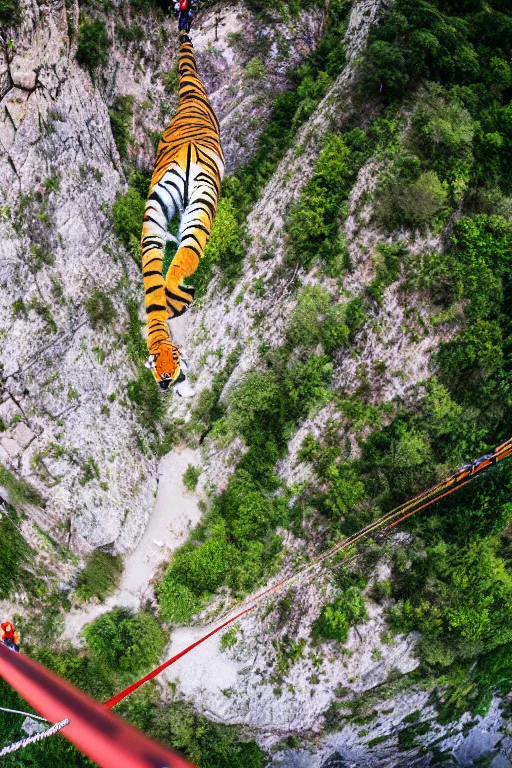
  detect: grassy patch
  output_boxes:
[75,551,123,602]
[183,464,200,491]
[85,289,116,330]
[76,17,109,70]
[0,463,44,506]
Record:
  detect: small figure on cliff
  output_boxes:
[174,0,198,32]
[1,621,20,652]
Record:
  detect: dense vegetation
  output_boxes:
[155,0,512,731]
[0,508,33,598]
[158,350,333,621]
[75,551,124,602]
[0,0,22,28]
[76,17,109,70]
[4,0,512,762]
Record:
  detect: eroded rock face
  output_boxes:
[0,0,155,553]
[0,0,321,554]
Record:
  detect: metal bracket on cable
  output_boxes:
[0,718,69,757]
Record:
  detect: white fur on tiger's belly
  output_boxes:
[175,358,195,398]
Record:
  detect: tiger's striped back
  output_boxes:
[140,33,224,389]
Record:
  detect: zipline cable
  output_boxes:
[0,705,49,721]
[104,436,512,709]
[0,718,69,757]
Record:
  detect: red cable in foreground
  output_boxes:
[0,642,195,768]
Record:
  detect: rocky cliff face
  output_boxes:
[2,0,511,766]
[0,0,154,554]
[0,0,320,553]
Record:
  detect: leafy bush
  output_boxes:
[85,289,116,329]
[84,608,166,677]
[390,536,512,665]
[183,464,200,490]
[157,576,202,623]
[361,0,482,102]
[159,532,240,622]
[109,96,134,159]
[76,17,109,70]
[286,134,354,270]
[112,186,146,260]
[366,242,405,303]
[409,84,474,200]
[193,198,245,297]
[287,285,349,353]
[75,551,123,602]
[345,297,367,337]
[0,0,22,27]
[376,169,448,230]
[314,587,368,643]
[220,626,238,650]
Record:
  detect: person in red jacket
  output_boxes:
[1,621,20,652]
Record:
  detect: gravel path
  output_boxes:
[61,446,202,644]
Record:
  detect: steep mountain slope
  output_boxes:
[1,0,512,766]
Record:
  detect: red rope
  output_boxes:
[99,437,512,709]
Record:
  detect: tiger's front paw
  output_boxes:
[165,282,195,319]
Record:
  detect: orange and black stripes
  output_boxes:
[141,34,224,387]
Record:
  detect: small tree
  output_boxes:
[76,17,109,70]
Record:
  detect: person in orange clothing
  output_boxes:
[1,621,20,652]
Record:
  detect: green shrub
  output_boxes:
[127,368,165,432]
[193,198,245,297]
[112,186,146,261]
[0,0,21,26]
[159,533,239,622]
[244,58,266,80]
[220,626,239,650]
[183,464,200,491]
[85,290,116,329]
[377,169,448,230]
[390,536,512,662]
[76,17,109,70]
[0,510,32,599]
[84,608,166,677]
[345,297,367,336]
[287,285,334,348]
[361,0,480,102]
[314,587,368,643]
[286,134,354,270]
[75,551,123,602]
[109,96,134,160]
[157,576,202,623]
[409,84,474,200]
[0,463,44,507]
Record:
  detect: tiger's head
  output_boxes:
[145,341,183,392]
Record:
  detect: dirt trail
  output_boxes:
[61,447,202,644]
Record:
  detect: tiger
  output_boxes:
[141,32,225,392]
